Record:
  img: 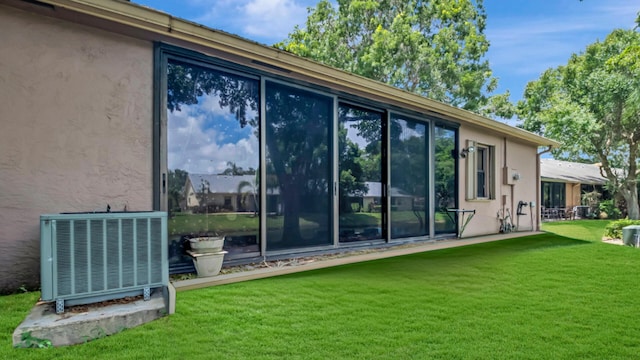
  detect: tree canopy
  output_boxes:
[517,29,640,219]
[276,0,513,117]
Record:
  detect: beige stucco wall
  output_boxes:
[458,125,540,237]
[0,5,153,293]
[566,182,581,208]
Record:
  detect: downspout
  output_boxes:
[536,146,553,231]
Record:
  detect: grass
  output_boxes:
[170,211,451,235]
[168,213,259,235]
[3,220,640,359]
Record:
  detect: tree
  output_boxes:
[517,29,640,219]
[237,178,258,215]
[338,128,369,213]
[220,161,256,176]
[168,169,188,213]
[263,82,333,244]
[276,0,513,117]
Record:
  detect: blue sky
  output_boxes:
[134,0,638,104]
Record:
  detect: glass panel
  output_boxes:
[265,81,333,251]
[338,104,383,243]
[390,114,428,238]
[434,125,457,234]
[476,147,486,198]
[165,59,260,265]
[542,182,566,208]
[542,182,551,208]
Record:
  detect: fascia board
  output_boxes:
[29,0,559,148]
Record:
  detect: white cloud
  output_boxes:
[147,0,318,44]
[167,104,259,175]
[240,0,309,39]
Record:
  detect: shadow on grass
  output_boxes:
[541,219,608,243]
[456,233,587,253]
[388,233,592,266]
[285,233,591,279]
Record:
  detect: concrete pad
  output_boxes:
[13,289,169,347]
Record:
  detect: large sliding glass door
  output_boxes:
[265,81,333,251]
[434,125,457,234]
[164,58,260,263]
[338,104,384,243]
[390,114,429,238]
[159,47,461,267]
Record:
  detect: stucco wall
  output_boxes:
[0,5,153,293]
[566,182,581,209]
[458,126,539,237]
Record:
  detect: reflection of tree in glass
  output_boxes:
[168,169,189,214]
[390,119,427,232]
[435,127,455,211]
[167,61,259,128]
[220,161,256,176]
[265,82,331,243]
[167,61,260,238]
[237,177,258,215]
[338,105,382,213]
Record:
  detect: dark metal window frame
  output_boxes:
[153,42,461,246]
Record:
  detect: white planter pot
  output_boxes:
[191,251,228,277]
[188,236,224,253]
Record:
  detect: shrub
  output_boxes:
[599,200,621,219]
[603,219,640,239]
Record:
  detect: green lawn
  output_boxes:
[4,220,640,359]
[170,211,452,236]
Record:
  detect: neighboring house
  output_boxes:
[355,182,419,212]
[183,174,258,213]
[0,0,558,292]
[540,159,609,217]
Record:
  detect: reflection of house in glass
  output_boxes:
[355,182,415,212]
[183,174,258,213]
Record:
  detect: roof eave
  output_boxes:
[22,0,559,147]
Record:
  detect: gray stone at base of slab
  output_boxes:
[12,288,171,347]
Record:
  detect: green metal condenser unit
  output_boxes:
[40,211,168,314]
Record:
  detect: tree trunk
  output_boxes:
[621,185,640,220]
[281,177,302,243]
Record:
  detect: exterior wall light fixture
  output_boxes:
[460,146,475,158]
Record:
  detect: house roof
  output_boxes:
[187,174,256,194]
[16,0,561,149]
[540,159,607,185]
[363,182,413,198]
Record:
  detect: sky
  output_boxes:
[133,0,638,104]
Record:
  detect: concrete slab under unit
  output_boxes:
[13,285,174,347]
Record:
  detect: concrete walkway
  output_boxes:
[174,231,541,292]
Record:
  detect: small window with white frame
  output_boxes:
[465,140,494,200]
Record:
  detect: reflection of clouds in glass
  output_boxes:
[200,94,237,118]
[397,120,425,141]
[168,99,259,174]
[345,121,369,150]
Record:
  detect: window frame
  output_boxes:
[465,140,495,200]
[154,42,466,259]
